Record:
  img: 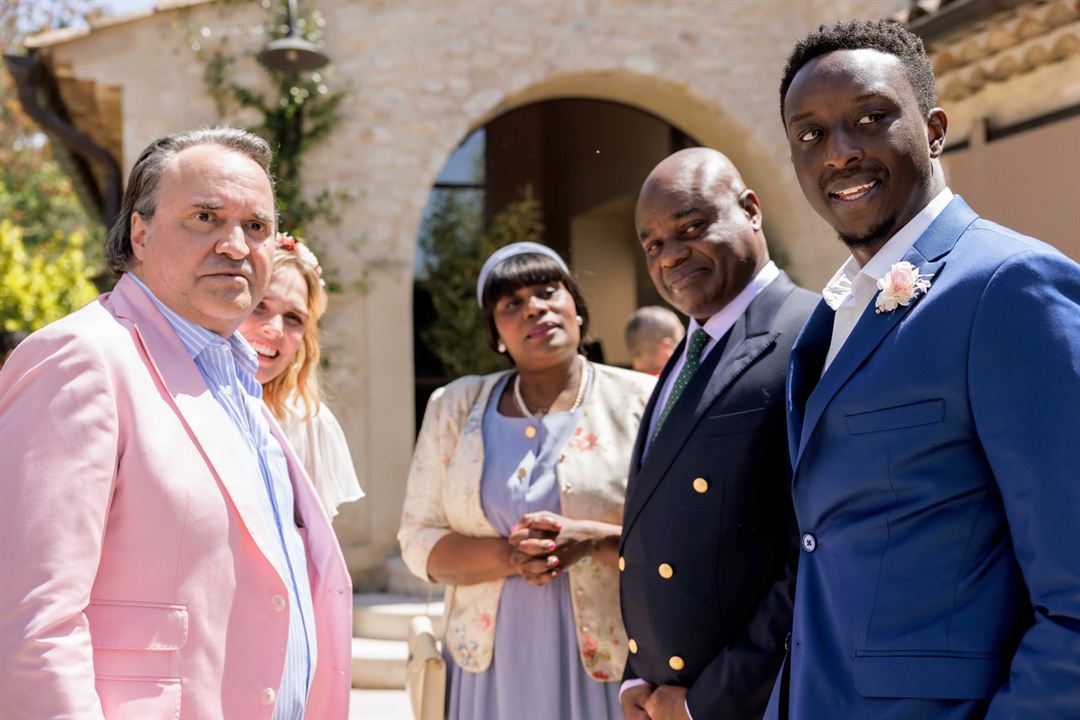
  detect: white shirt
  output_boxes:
[622,260,780,718]
[644,260,780,452]
[821,188,953,373]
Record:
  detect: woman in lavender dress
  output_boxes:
[398,243,655,719]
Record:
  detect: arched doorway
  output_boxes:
[413,98,701,429]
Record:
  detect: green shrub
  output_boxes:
[0,220,99,331]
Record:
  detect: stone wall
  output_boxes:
[35,0,908,588]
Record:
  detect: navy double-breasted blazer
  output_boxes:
[766,197,1080,719]
[620,271,817,718]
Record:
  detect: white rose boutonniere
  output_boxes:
[875,261,932,314]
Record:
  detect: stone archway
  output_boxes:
[412,96,698,390]
[407,69,817,387]
[329,68,831,589]
[415,69,815,288]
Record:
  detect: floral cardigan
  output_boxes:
[398,363,655,680]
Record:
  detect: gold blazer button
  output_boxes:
[669,655,685,671]
[658,563,674,579]
[628,638,638,654]
[618,556,626,572]
[693,477,709,493]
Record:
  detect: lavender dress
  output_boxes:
[445,374,622,720]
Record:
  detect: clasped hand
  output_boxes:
[621,683,690,720]
[507,512,589,586]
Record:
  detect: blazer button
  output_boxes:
[271,595,287,612]
[784,632,791,651]
[628,638,638,654]
[692,477,708,493]
[658,563,674,579]
[261,687,276,705]
[802,533,817,553]
[668,655,685,671]
[618,556,626,572]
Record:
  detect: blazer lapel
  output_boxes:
[266,411,347,591]
[108,276,278,566]
[794,196,977,465]
[622,330,729,537]
[786,300,832,463]
[622,276,788,538]
[628,338,683,475]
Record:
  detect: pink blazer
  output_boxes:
[0,275,352,719]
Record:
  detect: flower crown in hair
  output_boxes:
[277,231,325,286]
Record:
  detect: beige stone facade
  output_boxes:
[24,0,1079,589]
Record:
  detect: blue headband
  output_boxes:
[475,242,569,306]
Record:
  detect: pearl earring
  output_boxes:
[497,341,507,353]
[575,315,583,326]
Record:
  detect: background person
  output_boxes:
[398,242,655,720]
[239,232,364,518]
[0,128,352,719]
[624,306,685,375]
[772,18,1080,719]
[620,147,817,720]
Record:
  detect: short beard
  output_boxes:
[837,216,898,249]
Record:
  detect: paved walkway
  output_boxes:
[349,688,412,719]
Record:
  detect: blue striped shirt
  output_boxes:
[129,274,316,719]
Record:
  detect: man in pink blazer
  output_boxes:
[0,128,352,718]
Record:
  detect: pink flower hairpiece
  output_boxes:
[276,231,325,286]
[277,232,297,251]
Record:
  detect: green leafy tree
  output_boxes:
[418,187,544,377]
[1,0,101,251]
[0,0,105,331]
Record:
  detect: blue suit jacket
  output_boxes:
[766,196,1080,719]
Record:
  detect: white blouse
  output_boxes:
[283,400,364,518]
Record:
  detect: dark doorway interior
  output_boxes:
[414,99,699,434]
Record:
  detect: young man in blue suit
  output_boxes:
[768,18,1080,719]
[620,148,817,720]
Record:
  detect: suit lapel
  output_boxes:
[622,331,729,536]
[786,300,832,463]
[793,196,978,465]
[265,410,346,589]
[108,276,279,567]
[622,275,789,538]
[629,338,682,475]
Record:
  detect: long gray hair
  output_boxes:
[104,127,274,275]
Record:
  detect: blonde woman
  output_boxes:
[239,232,363,517]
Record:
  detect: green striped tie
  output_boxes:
[652,329,710,440]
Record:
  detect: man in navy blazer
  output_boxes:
[767,18,1080,719]
[620,148,817,720]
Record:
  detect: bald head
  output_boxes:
[625,306,685,374]
[635,148,769,321]
[637,148,747,222]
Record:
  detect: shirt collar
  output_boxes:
[687,260,780,341]
[822,187,953,309]
[126,272,259,378]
